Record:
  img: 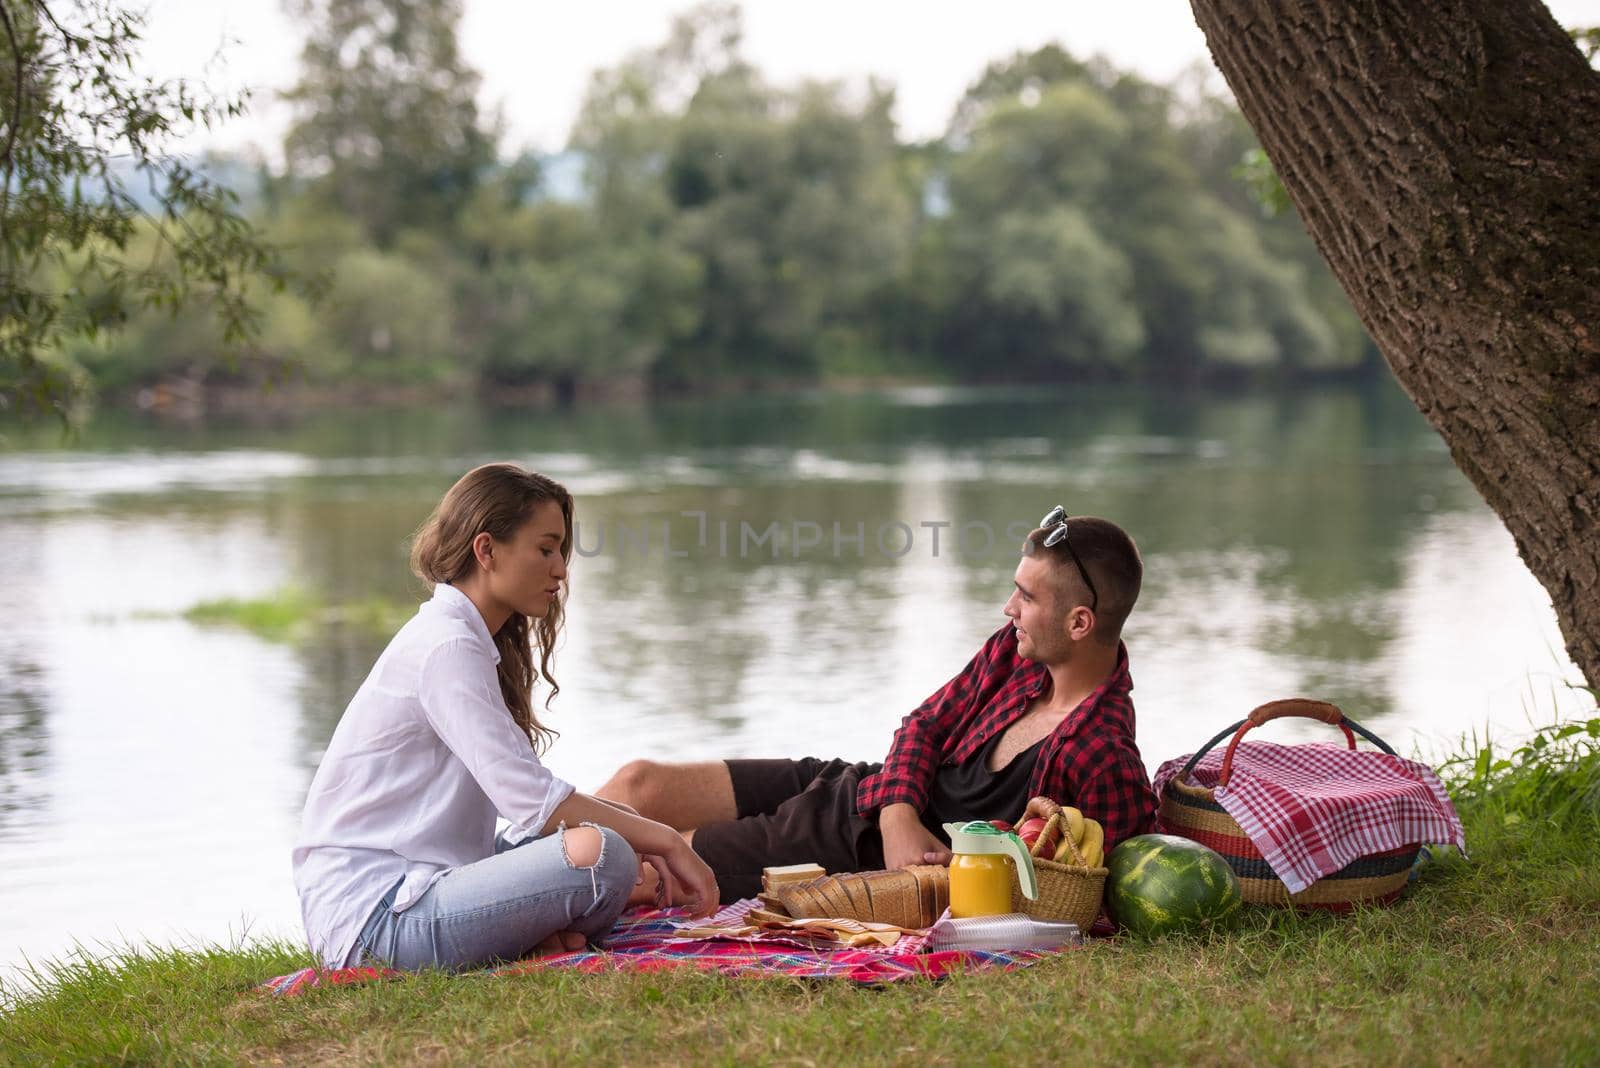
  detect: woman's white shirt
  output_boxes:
[292,582,575,968]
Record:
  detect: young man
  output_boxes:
[598,509,1158,904]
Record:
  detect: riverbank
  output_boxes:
[64,360,1390,425]
[77,364,954,421]
[4,718,1596,1065]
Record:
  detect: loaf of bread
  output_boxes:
[771,865,949,929]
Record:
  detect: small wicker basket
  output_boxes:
[1009,812,1107,930]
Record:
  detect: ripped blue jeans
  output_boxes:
[352,824,637,972]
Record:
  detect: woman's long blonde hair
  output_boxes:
[409,463,573,753]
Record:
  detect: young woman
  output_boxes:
[293,463,718,972]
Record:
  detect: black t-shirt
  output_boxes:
[700,736,1049,902]
[921,730,1046,835]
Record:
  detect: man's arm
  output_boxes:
[858,625,1018,867]
[878,802,953,868]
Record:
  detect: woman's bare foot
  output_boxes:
[626,855,710,911]
[531,930,588,956]
[627,860,663,909]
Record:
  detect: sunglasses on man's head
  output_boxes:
[1039,505,1098,611]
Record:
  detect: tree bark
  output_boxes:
[1188,0,1600,693]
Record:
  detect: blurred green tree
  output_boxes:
[282,0,495,247]
[938,81,1142,376]
[454,187,701,397]
[933,49,1359,379]
[315,247,457,385]
[570,4,915,386]
[0,0,290,420]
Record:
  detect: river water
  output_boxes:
[0,381,1586,980]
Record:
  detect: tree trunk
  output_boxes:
[1188,0,1600,693]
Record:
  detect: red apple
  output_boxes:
[1016,816,1048,849]
[988,819,1012,833]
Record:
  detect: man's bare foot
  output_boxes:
[531,930,588,956]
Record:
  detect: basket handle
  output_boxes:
[1247,697,1344,727]
[1178,698,1398,789]
[1034,811,1079,863]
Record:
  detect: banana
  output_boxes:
[1078,818,1105,869]
[1062,806,1085,846]
[1050,831,1081,865]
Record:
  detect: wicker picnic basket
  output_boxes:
[1159,698,1421,910]
[1009,811,1107,930]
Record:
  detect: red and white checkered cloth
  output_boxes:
[1153,740,1466,894]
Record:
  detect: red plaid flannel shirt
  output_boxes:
[856,623,1157,851]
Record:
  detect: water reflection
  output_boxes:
[0,520,53,842]
[0,657,49,836]
[0,380,1588,975]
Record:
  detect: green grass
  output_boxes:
[1438,709,1600,831]
[5,719,1599,1066]
[179,588,413,643]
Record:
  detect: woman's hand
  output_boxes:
[546,792,718,915]
[650,839,720,918]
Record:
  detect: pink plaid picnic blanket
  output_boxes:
[258,900,1050,996]
[1153,740,1465,894]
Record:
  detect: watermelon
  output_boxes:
[1106,834,1243,938]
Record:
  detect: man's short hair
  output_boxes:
[1021,516,1142,643]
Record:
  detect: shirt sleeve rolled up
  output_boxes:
[417,638,575,836]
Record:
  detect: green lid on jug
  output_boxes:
[944,820,1038,900]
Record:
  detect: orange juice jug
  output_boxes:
[943,820,1039,918]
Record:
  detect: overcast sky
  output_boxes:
[138,0,1600,162]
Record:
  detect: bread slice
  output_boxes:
[797,879,830,918]
[877,870,919,928]
[812,876,838,920]
[899,870,925,928]
[762,863,825,894]
[823,878,856,919]
[908,863,934,920]
[777,878,823,918]
[914,865,936,926]
[839,873,872,920]
[830,874,857,918]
